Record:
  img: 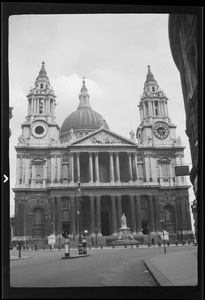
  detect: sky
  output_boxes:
[8,13,195,227]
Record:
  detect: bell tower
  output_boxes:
[18,62,60,146]
[137,66,177,147]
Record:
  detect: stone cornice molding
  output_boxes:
[69,146,137,153]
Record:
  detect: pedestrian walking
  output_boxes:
[151,238,155,247]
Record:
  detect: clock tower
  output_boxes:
[19,61,60,147]
[137,66,177,147]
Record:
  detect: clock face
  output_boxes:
[153,123,169,139]
[31,121,48,139]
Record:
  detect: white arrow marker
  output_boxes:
[4,175,8,183]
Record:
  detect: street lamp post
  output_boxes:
[77,180,83,254]
[160,220,166,254]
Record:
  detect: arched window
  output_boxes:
[40,83,43,89]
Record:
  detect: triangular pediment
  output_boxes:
[157,156,171,163]
[71,128,137,146]
[31,156,46,163]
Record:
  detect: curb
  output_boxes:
[62,254,90,259]
[10,256,32,261]
[144,259,173,286]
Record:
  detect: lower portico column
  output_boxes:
[116,194,122,228]
[70,196,76,237]
[48,196,56,245]
[130,195,137,237]
[90,196,95,237]
[96,195,102,236]
[148,195,156,238]
[57,196,62,232]
[111,195,117,236]
[135,195,143,236]
[153,194,162,233]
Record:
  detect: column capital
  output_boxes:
[89,195,95,201]
[111,194,116,201]
[95,195,101,201]
[56,196,62,201]
[130,194,135,200]
[136,195,141,201]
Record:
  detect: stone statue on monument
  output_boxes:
[121,214,127,228]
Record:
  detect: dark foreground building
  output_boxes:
[169,14,198,237]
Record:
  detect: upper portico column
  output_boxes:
[115,152,121,184]
[94,152,100,184]
[134,152,139,183]
[128,152,133,183]
[69,152,74,185]
[89,152,94,184]
[109,152,115,184]
[76,152,80,181]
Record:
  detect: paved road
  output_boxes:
[10,246,192,288]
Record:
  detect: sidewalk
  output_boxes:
[144,247,198,286]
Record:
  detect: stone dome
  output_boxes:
[60,106,109,135]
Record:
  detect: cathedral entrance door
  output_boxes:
[142,221,148,234]
[101,211,110,236]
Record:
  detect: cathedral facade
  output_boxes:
[12,63,193,245]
